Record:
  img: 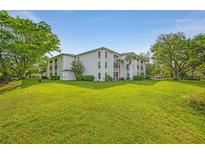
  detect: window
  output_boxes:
[50,66,52,70]
[55,65,57,70]
[77,56,80,61]
[141,66,143,70]
[50,73,52,77]
[126,64,129,70]
[98,62,101,69]
[105,62,107,69]
[141,60,143,64]
[127,73,129,79]
[50,60,52,63]
[114,55,118,59]
[98,73,101,80]
[98,51,101,58]
[105,51,107,58]
[137,65,139,69]
[54,59,57,64]
[114,63,118,68]
[55,72,57,75]
[137,59,139,62]
[113,72,118,80]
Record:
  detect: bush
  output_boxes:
[42,76,48,79]
[105,75,113,81]
[50,75,60,80]
[83,75,95,81]
[76,74,84,81]
[133,75,144,81]
[185,93,205,111]
[119,77,124,80]
[184,76,200,80]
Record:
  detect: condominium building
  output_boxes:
[47,47,146,81]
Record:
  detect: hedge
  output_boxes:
[133,75,144,81]
[83,75,95,81]
[50,75,60,80]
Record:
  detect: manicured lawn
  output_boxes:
[0,79,205,143]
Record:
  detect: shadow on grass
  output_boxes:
[174,80,205,89]
[56,80,160,90]
[0,79,41,95]
[0,79,160,94]
[2,79,205,94]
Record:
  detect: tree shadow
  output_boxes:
[0,79,160,94]
[0,79,41,95]
[175,80,205,89]
[56,80,160,90]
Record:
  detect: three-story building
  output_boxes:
[47,47,146,81]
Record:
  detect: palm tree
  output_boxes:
[125,53,137,79]
[116,59,124,79]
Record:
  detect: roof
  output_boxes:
[76,47,120,56]
[50,53,75,59]
[120,52,137,56]
[49,47,143,60]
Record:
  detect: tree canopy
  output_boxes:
[0,11,60,82]
[150,32,205,79]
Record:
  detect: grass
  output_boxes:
[0,79,205,143]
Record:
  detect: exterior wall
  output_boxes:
[47,48,146,81]
[78,49,120,81]
[62,55,75,71]
[61,71,76,80]
[47,54,75,80]
[120,55,146,80]
[47,56,62,78]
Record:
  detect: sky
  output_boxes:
[7,10,205,55]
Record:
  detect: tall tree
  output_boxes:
[0,10,60,82]
[71,60,84,80]
[125,53,137,79]
[116,59,124,78]
[151,32,205,79]
[151,32,189,79]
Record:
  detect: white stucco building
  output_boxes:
[47,47,146,81]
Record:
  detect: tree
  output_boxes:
[187,34,205,78]
[71,60,84,80]
[151,32,205,80]
[0,10,60,82]
[116,59,124,79]
[125,53,137,79]
[198,64,205,76]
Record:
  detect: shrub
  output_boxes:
[184,76,200,80]
[119,77,124,80]
[76,74,83,81]
[185,93,205,111]
[133,75,144,81]
[83,75,95,81]
[42,76,48,79]
[50,75,60,80]
[105,75,113,81]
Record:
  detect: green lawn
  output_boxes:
[0,79,205,143]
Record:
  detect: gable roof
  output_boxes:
[76,47,120,56]
[50,53,75,59]
[49,47,143,61]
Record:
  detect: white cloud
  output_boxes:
[173,19,205,36]
[8,10,40,22]
[174,19,193,23]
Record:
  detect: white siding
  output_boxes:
[47,48,146,81]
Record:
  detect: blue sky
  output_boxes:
[8,10,205,54]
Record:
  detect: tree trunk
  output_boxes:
[2,72,9,84]
[192,68,195,79]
